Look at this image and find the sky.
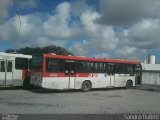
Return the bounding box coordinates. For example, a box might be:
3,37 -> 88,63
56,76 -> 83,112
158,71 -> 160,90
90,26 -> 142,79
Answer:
0,0 -> 160,62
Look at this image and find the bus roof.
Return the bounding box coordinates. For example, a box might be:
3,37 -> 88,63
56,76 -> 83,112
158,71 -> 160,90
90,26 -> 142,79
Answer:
43,54 -> 141,65
0,52 -> 32,58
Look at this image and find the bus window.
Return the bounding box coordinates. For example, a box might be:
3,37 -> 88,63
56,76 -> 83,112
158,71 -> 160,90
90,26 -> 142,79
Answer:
0,61 -> 5,72
7,61 -> 12,72
116,64 -> 122,74
94,62 -> 105,73
127,65 -> 134,74
15,58 -> 29,70
77,61 -> 94,73
46,59 -> 64,72
121,64 -> 127,74
107,63 -> 115,75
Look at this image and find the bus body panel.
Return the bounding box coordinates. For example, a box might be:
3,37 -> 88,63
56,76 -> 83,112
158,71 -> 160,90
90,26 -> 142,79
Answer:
0,56 -> 14,86
31,54 -> 142,90
36,73 -> 132,90
0,52 -> 32,87
114,74 -> 135,87
40,73 -> 112,89
32,72 -> 136,89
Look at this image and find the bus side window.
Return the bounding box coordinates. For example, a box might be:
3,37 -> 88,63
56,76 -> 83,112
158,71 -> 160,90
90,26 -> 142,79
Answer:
112,65 -> 116,75
104,63 -> 108,72
15,58 -> 28,70
0,61 -> 5,72
127,65 -> 134,74
77,61 -> 94,73
116,64 -> 121,74
107,64 -> 115,75
7,61 -> 12,72
76,62 -> 81,72
94,62 -> 105,73
46,59 -> 64,72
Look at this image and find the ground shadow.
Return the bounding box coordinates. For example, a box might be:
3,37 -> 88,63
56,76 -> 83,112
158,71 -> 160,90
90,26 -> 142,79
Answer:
0,85 -> 129,94
0,86 -> 22,91
25,86 -> 127,94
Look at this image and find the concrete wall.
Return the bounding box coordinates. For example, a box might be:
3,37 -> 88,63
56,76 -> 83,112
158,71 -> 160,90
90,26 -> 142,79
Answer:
141,63 -> 160,85
141,63 -> 160,71
142,71 -> 160,85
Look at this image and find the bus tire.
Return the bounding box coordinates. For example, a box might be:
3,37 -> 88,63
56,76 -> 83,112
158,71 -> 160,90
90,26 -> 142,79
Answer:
126,80 -> 133,89
81,81 -> 92,92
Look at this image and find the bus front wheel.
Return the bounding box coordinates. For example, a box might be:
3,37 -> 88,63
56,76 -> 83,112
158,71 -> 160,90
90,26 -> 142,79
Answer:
81,81 -> 92,92
126,80 -> 133,89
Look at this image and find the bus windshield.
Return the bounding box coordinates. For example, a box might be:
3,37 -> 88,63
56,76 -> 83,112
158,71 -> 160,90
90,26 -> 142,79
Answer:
31,54 -> 43,70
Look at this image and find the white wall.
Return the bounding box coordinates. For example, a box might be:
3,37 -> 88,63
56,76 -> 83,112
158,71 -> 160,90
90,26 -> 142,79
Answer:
141,63 -> 160,71
141,63 -> 160,85
142,72 -> 160,85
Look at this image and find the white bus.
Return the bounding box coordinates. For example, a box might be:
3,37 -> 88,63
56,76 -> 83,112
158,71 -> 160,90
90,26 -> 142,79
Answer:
0,52 -> 32,87
30,54 -> 142,91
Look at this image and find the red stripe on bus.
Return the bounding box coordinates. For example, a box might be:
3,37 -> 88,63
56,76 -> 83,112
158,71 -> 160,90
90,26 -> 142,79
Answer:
43,54 -> 141,64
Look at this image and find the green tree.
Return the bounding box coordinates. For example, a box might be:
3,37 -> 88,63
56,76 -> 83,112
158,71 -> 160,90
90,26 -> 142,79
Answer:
5,45 -> 73,56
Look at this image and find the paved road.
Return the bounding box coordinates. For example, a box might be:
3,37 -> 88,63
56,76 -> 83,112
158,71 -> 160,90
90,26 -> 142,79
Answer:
0,88 -> 160,114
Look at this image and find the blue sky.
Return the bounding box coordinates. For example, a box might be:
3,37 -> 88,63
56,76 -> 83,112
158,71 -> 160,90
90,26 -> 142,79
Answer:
1,0 -> 160,63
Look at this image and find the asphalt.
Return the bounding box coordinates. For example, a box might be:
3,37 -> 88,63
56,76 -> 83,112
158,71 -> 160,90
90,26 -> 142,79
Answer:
135,84 -> 160,92
0,84 -> 160,120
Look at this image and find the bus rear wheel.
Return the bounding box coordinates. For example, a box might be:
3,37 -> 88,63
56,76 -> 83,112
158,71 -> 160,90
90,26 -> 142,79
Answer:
82,81 -> 92,92
126,80 -> 133,89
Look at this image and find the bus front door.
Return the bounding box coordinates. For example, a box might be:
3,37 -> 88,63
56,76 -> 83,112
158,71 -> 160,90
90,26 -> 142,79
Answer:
0,60 -> 13,86
64,61 -> 76,89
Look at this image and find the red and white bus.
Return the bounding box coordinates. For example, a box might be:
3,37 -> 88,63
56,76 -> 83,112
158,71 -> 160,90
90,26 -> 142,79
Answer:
0,52 -> 32,87
30,53 -> 142,91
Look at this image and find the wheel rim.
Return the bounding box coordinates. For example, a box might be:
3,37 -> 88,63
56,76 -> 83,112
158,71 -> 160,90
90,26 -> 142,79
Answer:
84,84 -> 88,88
126,81 -> 132,88
82,81 -> 91,91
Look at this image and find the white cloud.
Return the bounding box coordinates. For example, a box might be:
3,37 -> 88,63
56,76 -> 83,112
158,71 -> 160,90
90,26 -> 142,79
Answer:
0,17 -> 18,41
71,0 -> 92,17
0,0 -> 13,24
68,41 -> 89,56
0,2 -> 72,48
1,0 -> 160,60
15,0 -> 39,8
43,2 -> 72,39
99,0 -> 160,26
9,2 -> 84,49
124,19 -> 160,49
70,10 -> 119,56
95,53 -> 109,58
115,46 -> 147,59
80,10 -> 118,51
0,1 -> 119,56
